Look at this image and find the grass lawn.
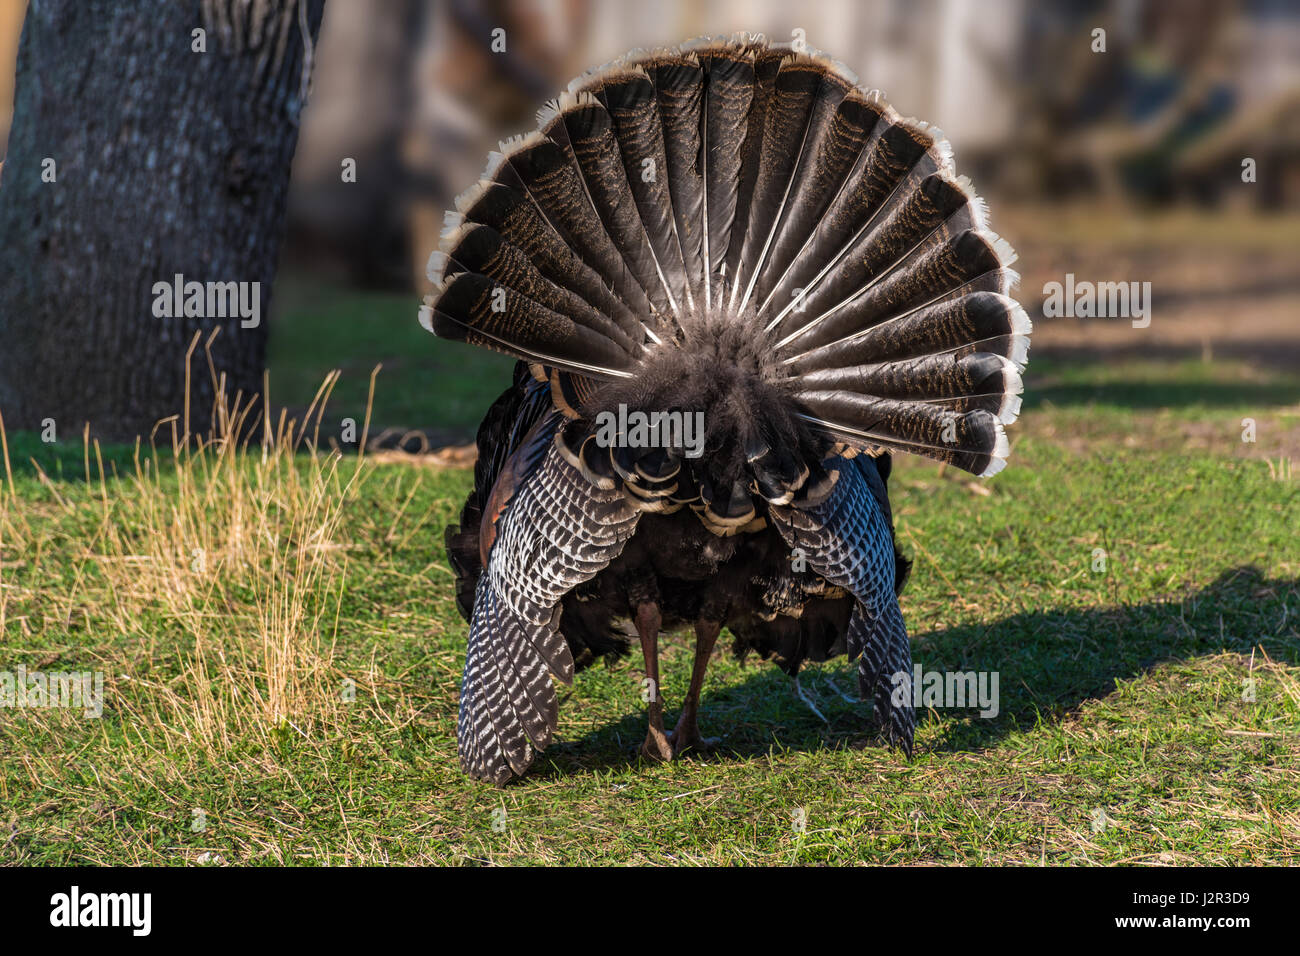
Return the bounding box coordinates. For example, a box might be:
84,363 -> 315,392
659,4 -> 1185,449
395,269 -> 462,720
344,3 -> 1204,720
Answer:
0,294 -> 1297,865
264,278 -> 514,444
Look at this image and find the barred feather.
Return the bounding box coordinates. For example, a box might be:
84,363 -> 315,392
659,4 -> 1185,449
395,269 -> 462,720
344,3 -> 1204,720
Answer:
769,457 -> 916,752
457,438 -> 639,783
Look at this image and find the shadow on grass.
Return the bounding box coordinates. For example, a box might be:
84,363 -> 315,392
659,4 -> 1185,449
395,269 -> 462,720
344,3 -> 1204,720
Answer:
533,566 -> 1298,779
1023,376 -> 1300,412
1022,350 -> 1300,410
1,431 -> 141,481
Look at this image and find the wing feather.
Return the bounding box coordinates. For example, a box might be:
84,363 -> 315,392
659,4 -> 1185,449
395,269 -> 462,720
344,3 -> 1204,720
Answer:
458,435 -> 640,784
768,456 -> 915,753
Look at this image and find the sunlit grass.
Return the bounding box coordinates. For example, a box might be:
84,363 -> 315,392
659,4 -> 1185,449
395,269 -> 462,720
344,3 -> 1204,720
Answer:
0,343 -> 1296,865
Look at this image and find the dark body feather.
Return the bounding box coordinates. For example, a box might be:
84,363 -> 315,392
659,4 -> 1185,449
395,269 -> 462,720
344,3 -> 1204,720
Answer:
427,35 -> 1027,784
449,364 -> 912,671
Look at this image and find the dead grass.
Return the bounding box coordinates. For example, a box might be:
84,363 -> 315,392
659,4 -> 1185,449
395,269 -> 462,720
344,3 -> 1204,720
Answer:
0,334 -> 399,766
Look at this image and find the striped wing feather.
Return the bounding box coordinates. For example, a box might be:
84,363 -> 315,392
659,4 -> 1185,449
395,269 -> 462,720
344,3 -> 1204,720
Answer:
458,437 -> 640,783
769,456 -> 916,753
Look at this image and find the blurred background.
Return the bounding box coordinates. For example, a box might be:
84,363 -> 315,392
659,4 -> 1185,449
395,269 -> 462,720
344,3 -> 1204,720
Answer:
2,0 -> 1297,451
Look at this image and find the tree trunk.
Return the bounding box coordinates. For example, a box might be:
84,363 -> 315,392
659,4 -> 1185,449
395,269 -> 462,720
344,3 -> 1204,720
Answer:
0,0 -> 326,442
286,0 -> 420,289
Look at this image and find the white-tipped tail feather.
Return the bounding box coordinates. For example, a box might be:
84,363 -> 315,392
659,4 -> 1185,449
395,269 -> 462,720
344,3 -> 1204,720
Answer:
421,34 -> 1030,478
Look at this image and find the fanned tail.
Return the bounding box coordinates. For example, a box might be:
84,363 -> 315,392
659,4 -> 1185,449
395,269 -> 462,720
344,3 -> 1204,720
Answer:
422,34 -> 1030,479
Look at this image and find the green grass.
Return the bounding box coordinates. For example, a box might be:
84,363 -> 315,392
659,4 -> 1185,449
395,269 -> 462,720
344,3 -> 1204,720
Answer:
0,324 -> 1297,865
1028,354 -> 1300,415
266,277 -> 514,441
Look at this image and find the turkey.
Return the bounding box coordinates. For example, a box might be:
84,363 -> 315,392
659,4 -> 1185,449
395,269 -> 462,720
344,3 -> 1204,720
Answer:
421,34 -> 1031,785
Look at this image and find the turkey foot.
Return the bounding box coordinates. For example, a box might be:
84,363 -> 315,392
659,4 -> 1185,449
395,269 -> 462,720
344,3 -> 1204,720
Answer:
668,619 -> 722,757
666,721 -> 721,755
635,602 -> 673,762
641,724 -> 675,761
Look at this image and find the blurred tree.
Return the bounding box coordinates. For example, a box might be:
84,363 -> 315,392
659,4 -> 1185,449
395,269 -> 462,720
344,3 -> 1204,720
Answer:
404,0 -> 592,288
286,0 -> 420,289
284,0 -> 593,290
0,0 -> 325,441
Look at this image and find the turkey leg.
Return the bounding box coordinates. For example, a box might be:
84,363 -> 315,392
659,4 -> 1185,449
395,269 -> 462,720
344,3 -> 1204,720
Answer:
669,619 -> 722,754
636,602 -> 674,761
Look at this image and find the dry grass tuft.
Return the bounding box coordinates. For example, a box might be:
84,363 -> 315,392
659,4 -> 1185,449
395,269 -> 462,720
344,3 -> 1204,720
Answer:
1,333 -> 386,764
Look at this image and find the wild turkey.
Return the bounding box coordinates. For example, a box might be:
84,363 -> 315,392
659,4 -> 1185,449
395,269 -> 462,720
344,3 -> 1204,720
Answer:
422,34 -> 1030,784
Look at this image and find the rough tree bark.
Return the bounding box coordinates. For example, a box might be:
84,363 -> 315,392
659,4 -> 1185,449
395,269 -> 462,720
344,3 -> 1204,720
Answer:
0,0 -> 326,441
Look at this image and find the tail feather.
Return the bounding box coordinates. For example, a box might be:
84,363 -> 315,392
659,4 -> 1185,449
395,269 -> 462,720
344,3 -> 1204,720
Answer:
784,292 -> 1032,374
642,53 -> 708,310
447,181 -> 644,339
591,65 -> 694,316
690,41 -> 756,302
795,351 -> 1023,424
433,222 -> 641,355
732,56 -> 851,313
495,132 -> 657,322
777,230 -> 1018,356
722,44 -> 785,307
794,395 -> 1009,477
759,114 -> 952,327
422,271 -> 635,379
753,89 -> 886,315
764,172 -> 981,334
423,35 -> 1029,475
540,93 -> 674,316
